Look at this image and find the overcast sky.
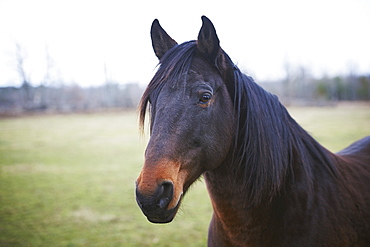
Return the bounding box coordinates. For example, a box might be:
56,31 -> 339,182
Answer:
0,0 -> 369,87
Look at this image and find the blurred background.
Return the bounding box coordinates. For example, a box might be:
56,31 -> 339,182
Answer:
0,0 -> 369,246
0,0 -> 370,114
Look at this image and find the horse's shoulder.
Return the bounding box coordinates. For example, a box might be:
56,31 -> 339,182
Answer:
337,136 -> 370,159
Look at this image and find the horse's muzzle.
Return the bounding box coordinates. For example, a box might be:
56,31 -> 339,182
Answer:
135,181 -> 180,223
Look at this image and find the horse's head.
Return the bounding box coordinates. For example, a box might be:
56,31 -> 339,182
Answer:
136,16 -> 235,223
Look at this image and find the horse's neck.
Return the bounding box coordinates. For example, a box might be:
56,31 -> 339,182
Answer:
202,125 -> 337,243
203,153 -> 326,246
204,162 -> 279,245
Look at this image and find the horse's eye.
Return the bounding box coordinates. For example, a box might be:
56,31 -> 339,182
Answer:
199,92 -> 212,104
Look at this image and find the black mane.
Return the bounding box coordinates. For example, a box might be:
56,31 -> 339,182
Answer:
139,40 -> 339,205
229,67 -> 339,204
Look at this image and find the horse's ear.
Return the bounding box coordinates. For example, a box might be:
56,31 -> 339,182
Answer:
197,16 -> 220,64
151,19 -> 178,59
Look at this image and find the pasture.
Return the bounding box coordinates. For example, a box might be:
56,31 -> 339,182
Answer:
0,104 -> 369,246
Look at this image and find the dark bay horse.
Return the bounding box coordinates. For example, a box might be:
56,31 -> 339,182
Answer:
135,16 -> 370,246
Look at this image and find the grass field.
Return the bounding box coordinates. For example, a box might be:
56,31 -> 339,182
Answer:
0,104 -> 369,246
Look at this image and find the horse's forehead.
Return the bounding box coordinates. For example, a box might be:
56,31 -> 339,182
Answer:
187,59 -> 222,83
187,69 -> 204,81
190,56 -> 218,72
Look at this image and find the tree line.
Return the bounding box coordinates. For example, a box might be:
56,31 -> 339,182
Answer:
0,82 -> 143,115
1,42 -> 369,115
1,71 -> 369,116
260,66 -> 370,106
1,42 -> 147,115
1,41 -> 370,115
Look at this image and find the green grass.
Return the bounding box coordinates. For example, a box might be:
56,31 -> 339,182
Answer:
288,104 -> 370,152
0,105 -> 369,246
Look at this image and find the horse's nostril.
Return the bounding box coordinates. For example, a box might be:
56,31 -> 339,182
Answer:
157,181 -> 174,209
159,197 -> 169,209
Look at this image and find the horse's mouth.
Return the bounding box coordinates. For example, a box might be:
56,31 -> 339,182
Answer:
137,195 -> 183,224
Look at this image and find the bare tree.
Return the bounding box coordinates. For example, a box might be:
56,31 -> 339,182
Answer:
15,42 -> 29,85
43,45 -> 54,86
14,42 -> 34,109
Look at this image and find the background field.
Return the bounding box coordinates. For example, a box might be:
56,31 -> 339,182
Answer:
0,104 -> 369,246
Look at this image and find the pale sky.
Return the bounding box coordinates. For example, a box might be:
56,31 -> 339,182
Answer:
0,0 -> 369,87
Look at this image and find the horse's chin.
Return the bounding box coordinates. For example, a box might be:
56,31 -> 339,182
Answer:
147,213 -> 175,224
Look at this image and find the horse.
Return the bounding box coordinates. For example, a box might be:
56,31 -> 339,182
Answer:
135,16 -> 370,246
